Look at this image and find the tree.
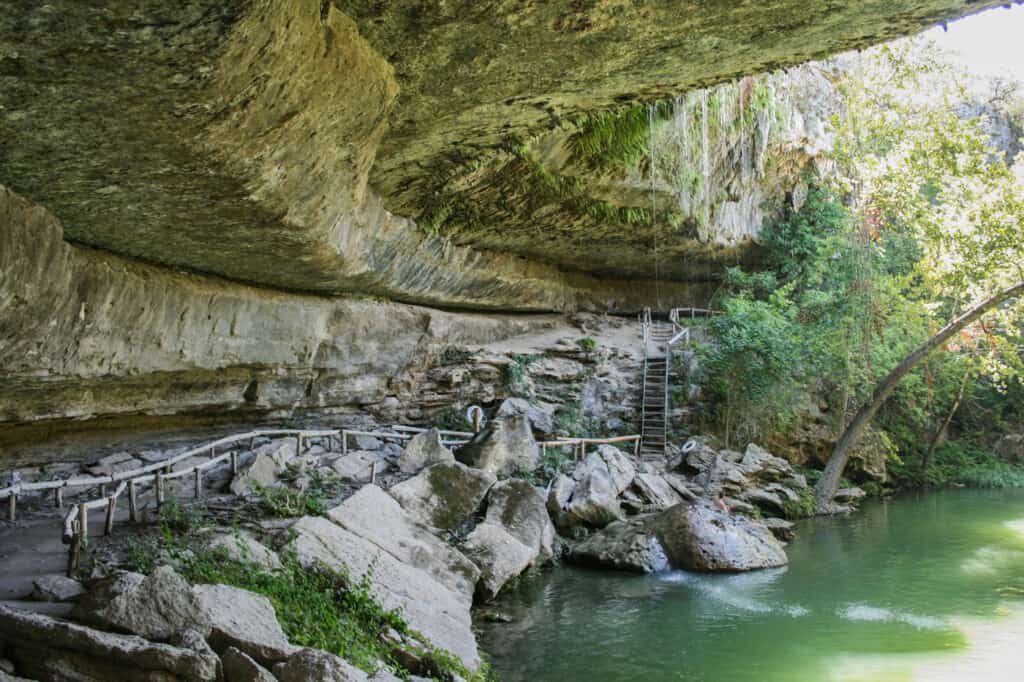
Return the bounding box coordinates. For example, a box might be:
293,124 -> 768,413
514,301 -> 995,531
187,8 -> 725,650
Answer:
811,39 -> 1024,507
815,280 -> 1024,507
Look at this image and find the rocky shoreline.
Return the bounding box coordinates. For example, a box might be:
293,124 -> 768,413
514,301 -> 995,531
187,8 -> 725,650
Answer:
0,411 -> 867,681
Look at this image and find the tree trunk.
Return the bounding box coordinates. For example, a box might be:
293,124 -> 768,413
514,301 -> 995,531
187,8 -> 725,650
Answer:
921,362 -> 971,473
814,281 -> 1024,509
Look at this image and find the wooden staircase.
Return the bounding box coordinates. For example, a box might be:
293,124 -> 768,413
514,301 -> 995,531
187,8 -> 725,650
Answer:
639,321 -> 675,459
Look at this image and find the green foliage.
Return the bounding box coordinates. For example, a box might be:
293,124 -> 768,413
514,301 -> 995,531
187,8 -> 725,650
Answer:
439,346 -> 473,365
156,499 -> 209,535
126,526 -> 491,680
569,103 -> 669,172
577,336 -> 598,353
891,443 -> 1024,489
700,295 -> 800,447
506,353 -> 539,388
781,488 -> 818,519
255,468 -> 340,518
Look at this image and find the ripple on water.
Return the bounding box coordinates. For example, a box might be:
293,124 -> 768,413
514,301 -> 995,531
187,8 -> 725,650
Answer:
838,604 -> 947,630
658,570 -> 810,618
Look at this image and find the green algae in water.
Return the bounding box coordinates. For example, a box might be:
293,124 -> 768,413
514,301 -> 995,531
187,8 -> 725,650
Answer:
478,488 -> 1024,681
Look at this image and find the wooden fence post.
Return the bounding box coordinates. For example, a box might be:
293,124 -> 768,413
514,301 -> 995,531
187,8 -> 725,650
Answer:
193,467 -> 202,498
155,471 -> 164,508
230,451 -> 239,475
78,503 -> 88,542
7,493 -> 15,522
128,480 -> 138,522
104,496 -> 116,535
370,461 -> 377,485
296,433 -> 303,455
341,431 -> 348,456
55,487 -> 64,510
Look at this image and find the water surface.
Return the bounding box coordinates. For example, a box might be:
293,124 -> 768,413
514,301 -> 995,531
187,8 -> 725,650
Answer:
478,489 -> 1024,681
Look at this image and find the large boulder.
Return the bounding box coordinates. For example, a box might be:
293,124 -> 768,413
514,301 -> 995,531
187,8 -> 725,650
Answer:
494,398 -> 555,438
461,479 -> 555,600
230,442 -> 297,495
654,504 -> 788,572
556,446 -> 636,529
396,429 -> 455,474
192,583 -> 296,665
455,415 -> 539,476
71,566 -> 209,640
388,461 -> 495,531
285,516 -> 479,671
327,485 -> 480,600
586,445 -> 636,494
0,604 -> 219,681
569,516 -> 669,574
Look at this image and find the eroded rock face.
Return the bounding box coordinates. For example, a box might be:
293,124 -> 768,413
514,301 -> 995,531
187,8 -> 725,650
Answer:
273,648 -> 369,682
0,0 -> 997,307
655,504 -> 788,572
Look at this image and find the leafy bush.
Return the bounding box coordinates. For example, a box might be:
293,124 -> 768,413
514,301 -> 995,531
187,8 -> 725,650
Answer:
577,336 -> 598,353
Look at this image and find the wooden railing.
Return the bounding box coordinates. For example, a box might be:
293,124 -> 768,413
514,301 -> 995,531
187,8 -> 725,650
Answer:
3,423 -> 637,576
539,434 -> 642,461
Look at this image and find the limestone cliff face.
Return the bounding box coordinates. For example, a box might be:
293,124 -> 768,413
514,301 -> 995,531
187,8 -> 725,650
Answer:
0,185 -> 560,463
0,0 -> 1004,311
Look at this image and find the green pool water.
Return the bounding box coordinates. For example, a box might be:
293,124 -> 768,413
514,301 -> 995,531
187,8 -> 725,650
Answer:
477,488 -> 1024,681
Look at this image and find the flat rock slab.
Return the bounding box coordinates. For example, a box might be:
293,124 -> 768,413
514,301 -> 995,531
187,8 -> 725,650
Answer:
327,485 -> 479,602
286,516 -> 479,670
222,646 -> 277,682
0,603 -> 219,681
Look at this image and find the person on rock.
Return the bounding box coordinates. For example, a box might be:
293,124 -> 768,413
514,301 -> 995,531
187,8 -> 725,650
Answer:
715,492 -> 731,514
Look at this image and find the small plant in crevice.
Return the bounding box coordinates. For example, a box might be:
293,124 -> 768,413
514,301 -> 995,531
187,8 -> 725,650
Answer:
577,336 -> 598,353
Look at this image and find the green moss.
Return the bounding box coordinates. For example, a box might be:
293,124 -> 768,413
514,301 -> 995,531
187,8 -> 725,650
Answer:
781,488 -> 817,519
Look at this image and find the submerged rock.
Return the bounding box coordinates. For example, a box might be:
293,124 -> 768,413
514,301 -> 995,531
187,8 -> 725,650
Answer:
396,428 -> 455,473
655,504 -> 788,572
388,461 -> 495,531
456,415 -> 539,476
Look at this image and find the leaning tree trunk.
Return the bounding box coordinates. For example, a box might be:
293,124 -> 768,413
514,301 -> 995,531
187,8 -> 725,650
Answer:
815,281 -> 1024,509
921,362 -> 971,473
